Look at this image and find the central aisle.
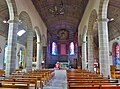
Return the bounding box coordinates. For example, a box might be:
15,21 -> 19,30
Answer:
43,70 -> 67,89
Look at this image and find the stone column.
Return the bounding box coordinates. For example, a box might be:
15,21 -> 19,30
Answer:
82,41 -> 87,70
15,45 -> 19,70
78,46 -> 82,69
43,46 -> 47,69
15,50 -> 19,69
36,42 -> 42,69
41,46 -> 43,64
26,31 -> 33,72
98,18 -> 110,77
5,19 -> 18,76
87,34 -> 94,71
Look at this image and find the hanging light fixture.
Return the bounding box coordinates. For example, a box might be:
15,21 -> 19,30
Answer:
49,0 -> 64,15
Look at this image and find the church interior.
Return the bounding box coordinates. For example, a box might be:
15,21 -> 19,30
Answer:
0,0 -> 120,89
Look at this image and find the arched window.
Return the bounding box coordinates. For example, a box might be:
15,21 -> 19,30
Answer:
18,47 -> 25,68
52,42 -> 57,55
19,48 -> 23,62
4,42 -> 8,67
4,42 -> 8,64
70,42 -> 74,55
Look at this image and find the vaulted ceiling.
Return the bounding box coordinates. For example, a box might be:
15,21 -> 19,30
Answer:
0,0 -> 119,45
32,0 -> 89,42
0,0 -> 9,37
108,0 -> 120,40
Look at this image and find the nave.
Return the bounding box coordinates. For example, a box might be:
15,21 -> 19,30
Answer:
0,0 -> 120,88
0,67 -> 120,89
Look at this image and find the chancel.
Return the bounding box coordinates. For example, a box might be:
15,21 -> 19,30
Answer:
0,0 -> 120,89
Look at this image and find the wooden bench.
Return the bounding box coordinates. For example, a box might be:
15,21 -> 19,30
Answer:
10,69 -> 55,89
0,81 -> 29,89
67,69 -> 120,89
69,83 -> 120,89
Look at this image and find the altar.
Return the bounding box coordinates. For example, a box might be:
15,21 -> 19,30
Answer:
59,62 -> 68,69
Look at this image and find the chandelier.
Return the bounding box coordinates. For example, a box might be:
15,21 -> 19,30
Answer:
49,0 -> 64,15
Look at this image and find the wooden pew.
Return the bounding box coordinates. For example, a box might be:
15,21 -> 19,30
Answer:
69,83 -> 120,89
67,69 -> 120,89
10,69 -> 55,89
0,81 -> 29,89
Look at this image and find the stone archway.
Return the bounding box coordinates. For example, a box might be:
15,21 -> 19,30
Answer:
98,0 -> 109,20
19,11 -> 32,31
6,0 -> 18,20
0,0 -> 9,70
5,0 -> 19,76
34,26 -> 42,69
19,11 -> 34,72
87,9 -> 97,71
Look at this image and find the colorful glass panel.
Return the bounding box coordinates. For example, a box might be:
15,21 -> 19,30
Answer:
70,42 -> 74,55
52,42 -> 57,55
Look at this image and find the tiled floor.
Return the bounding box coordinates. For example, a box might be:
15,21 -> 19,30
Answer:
43,70 -> 67,89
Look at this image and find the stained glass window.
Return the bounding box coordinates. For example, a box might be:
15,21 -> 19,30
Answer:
20,48 -> 23,62
52,42 -> 57,55
115,44 -> 120,65
4,42 -> 8,64
70,42 -> 74,55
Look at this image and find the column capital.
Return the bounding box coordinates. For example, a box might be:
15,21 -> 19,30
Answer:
7,16 -> 19,23
97,18 -> 109,22
37,42 -> 41,44
82,41 -> 87,43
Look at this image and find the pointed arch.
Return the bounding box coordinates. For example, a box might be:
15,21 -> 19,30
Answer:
87,9 -> 98,71
88,9 -> 97,35
34,26 -> 41,43
82,25 -> 87,42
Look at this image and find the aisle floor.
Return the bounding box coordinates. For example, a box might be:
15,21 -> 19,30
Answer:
43,70 -> 67,89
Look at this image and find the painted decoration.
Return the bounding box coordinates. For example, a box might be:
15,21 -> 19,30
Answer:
57,29 -> 69,40
61,44 -> 66,55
